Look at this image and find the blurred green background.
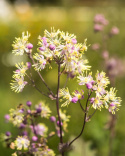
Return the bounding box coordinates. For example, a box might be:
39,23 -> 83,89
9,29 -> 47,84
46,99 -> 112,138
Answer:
0,0 -> 125,155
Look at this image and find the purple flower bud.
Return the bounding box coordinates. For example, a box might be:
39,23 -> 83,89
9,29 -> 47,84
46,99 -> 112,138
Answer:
72,38 -> 77,44
32,136 -> 38,142
22,131 -> 28,136
19,123 -> 25,129
19,109 -> 24,113
86,83 -> 93,89
42,37 -> 48,46
91,80 -> 95,85
31,143 -> 36,148
49,44 -> 55,51
23,119 -> 27,125
27,43 -> 33,49
27,109 -> 31,114
6,131 -> 11,136
50,116 -> 56,122
39,47 -> 45,51
36,107 -> 42,113
57,121 -> 63,126
26,101 -> 32,107
90,97 -> 95,104
26,62 -> 31,69
15,69 -> 20,73
110,103 -> 115,107
4,114 -> 10,121
71,97 -> 78,103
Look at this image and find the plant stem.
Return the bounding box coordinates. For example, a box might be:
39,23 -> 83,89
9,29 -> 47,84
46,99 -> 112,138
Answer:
28,53 -> 54,97
69,92 -> 91,147
26,74 -> 49,98
56,64 -> 64,156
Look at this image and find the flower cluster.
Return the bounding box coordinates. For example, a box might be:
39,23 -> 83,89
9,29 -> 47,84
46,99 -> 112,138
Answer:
12,32 -> 31,56
60,71 -> 121,114
1,101 -> 70,155
10,62 -> 29,93
36,28 -> 91,75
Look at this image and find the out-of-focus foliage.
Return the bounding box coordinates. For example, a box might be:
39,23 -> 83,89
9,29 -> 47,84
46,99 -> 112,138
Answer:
0,1 -> 125,156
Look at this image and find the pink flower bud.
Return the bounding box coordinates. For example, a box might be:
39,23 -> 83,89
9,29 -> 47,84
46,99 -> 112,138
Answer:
32,136 -> 38,142
86,83 -> 93,89
50,116 -> 56,122
49,44 -> 55,51
27,43 -> 33,49
71,97 -> 78,103
72,38 -> 77,44
39,47 -> 45,51
26,62 -> 31,69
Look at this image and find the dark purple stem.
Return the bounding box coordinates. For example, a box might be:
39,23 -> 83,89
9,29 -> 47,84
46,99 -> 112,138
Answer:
69,92 -> 92,146
56,64 -> 64,156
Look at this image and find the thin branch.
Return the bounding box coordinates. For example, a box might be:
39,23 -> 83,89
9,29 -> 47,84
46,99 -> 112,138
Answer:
69,92 -> 92,147
26,74 -> 49,98
78,100 -> 85,113
56,63 -> 64,156
28,53 -> 55,97
88,109 -> 97,120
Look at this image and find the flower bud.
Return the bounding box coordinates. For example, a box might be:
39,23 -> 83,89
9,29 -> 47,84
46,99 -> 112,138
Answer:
90,97 -> 95,104
86,83 -> 93,89
27,43 -> 33,49
71,97 -> 78,103
22,131 -> 28,136
26,62 -> 31,69
49,44 -> 55,51
4,114 -> 10,122
26,101 -> 32,107
19,123 -> 25,129
36,107 -> 42,113
39,47 -> 45,51
32,136 -> 38,142
50,116 -> 56,122
110,102 -> 115,107
57,121 -> 63,126
72,38 -> 77,44
6,131 -> 11,136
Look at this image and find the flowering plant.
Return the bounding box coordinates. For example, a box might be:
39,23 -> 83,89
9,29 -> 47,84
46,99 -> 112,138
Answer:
1,28 -> 121,156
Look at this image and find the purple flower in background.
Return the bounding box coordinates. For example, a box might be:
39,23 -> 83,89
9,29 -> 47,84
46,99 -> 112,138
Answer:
94,24 -> 104,32
94,14 -> 108,25
91,43 -> 100,51
110,26 -> 119,35
102,50 -> 109,59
